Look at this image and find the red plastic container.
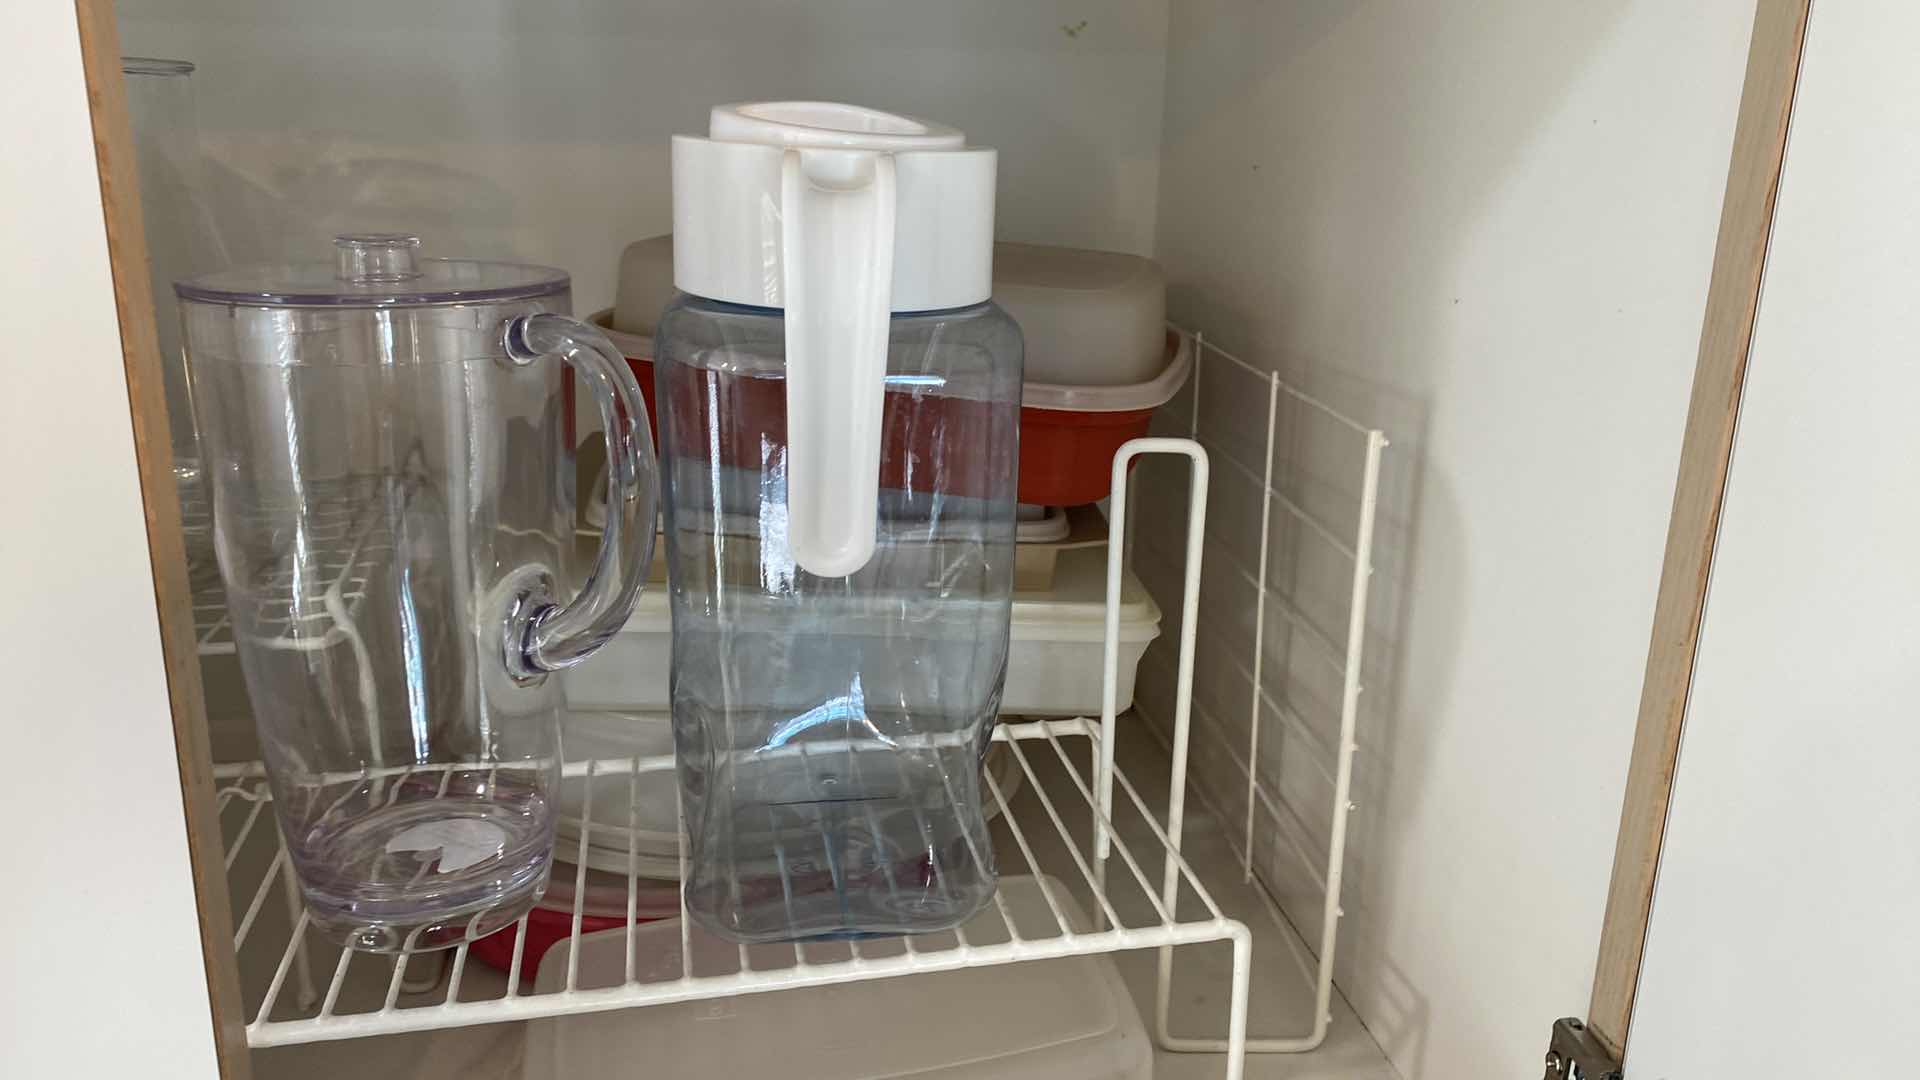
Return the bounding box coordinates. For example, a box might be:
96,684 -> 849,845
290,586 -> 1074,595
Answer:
580,313 -> 1190,507
470,864 -> 679,985
1016,405 -> 1160,506
469,906 -> 633,985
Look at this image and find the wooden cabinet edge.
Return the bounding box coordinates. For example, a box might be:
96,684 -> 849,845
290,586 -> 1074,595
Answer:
71,0 -> 254,1074
1585,0 -> 1811,1057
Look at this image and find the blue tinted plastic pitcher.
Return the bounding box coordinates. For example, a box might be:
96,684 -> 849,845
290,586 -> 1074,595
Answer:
657,103 -> 1022,941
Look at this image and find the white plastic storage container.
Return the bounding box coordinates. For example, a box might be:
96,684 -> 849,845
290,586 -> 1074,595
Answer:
615,236 -> 1169,388
600,234 -> 1186,507
563,545 -> 1159,717
523,876 -> 1150,1080
990,240 -> 1167,385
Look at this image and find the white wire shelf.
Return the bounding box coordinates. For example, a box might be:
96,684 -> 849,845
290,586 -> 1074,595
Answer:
208,442 -> 1268,1076
215,717 -> 1255,1061
203,401 -> 1387,1076
190,472 -> 410,656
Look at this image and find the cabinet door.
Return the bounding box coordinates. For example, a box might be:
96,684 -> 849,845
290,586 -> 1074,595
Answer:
0,1 -> 245,1074
1576,0 -> 1807,1062
1623,1 -> 1920,1074
1582,0 -> 1920,1072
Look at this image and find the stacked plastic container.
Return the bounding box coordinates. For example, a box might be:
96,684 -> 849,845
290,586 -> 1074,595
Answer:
599,236 -> 1190,509
570,234 -> 1185,720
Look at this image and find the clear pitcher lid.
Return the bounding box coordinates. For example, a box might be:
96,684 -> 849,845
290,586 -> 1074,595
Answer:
174,234 -> 569,308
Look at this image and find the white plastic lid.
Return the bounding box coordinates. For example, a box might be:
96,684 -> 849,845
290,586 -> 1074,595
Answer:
610,235 -> 675,336
1022,330 -> 1192,413
671,103 -> 995,312
992,242 -> 1167,386
671,103 -> 998,579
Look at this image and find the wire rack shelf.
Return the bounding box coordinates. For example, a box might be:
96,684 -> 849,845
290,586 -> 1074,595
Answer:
205,378 -> 1386,1076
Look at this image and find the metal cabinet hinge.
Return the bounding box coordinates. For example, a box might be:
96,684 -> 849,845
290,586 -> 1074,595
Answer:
1542,1017 -> 1623,1080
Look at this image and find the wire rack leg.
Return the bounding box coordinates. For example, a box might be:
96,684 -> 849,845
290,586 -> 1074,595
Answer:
274,813 -> 318,1009
1226,926 -> 1253,1080
1108,440 -> 1210,1042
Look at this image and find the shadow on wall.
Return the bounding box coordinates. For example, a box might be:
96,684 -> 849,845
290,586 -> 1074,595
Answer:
1137,1 -> 1641,1076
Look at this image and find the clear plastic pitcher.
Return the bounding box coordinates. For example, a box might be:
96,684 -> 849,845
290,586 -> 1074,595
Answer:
180,235 -> 657,952
660,104 -> 1021,941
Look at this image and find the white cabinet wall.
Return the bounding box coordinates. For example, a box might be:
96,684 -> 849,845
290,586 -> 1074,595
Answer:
0,7 -> 220,1075
1137,4 -> 1755,1077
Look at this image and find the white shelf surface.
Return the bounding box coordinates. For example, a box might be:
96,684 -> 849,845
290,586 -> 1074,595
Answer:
218,718 -> 1244,1043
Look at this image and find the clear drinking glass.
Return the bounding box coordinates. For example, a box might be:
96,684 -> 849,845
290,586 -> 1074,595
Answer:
654,295 -> 1022,941
180,235 -> 656,952
123,57 -> 225,557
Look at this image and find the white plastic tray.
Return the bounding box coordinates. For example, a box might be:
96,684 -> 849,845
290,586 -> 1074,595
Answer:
563,545 -> 1160,717
523,875 -> 1151,1080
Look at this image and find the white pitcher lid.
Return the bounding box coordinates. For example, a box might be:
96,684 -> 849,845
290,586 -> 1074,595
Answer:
668,103 -> 1000,579
670,102 -> 996,313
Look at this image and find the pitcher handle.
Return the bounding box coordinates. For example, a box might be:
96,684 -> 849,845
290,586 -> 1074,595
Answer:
779,146 -> 896,578
499,313 -> 657,680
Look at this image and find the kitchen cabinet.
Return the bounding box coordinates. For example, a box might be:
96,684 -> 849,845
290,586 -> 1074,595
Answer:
1621,2 -> 1920,1075
11,2 -> 1907,1078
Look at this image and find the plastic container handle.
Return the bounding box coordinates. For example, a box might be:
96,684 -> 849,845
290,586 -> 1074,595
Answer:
780,146 -> 896,578
500,313 -> 658,680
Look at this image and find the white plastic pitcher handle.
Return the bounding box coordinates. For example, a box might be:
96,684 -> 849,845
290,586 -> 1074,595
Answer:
780,147 -> 896,578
